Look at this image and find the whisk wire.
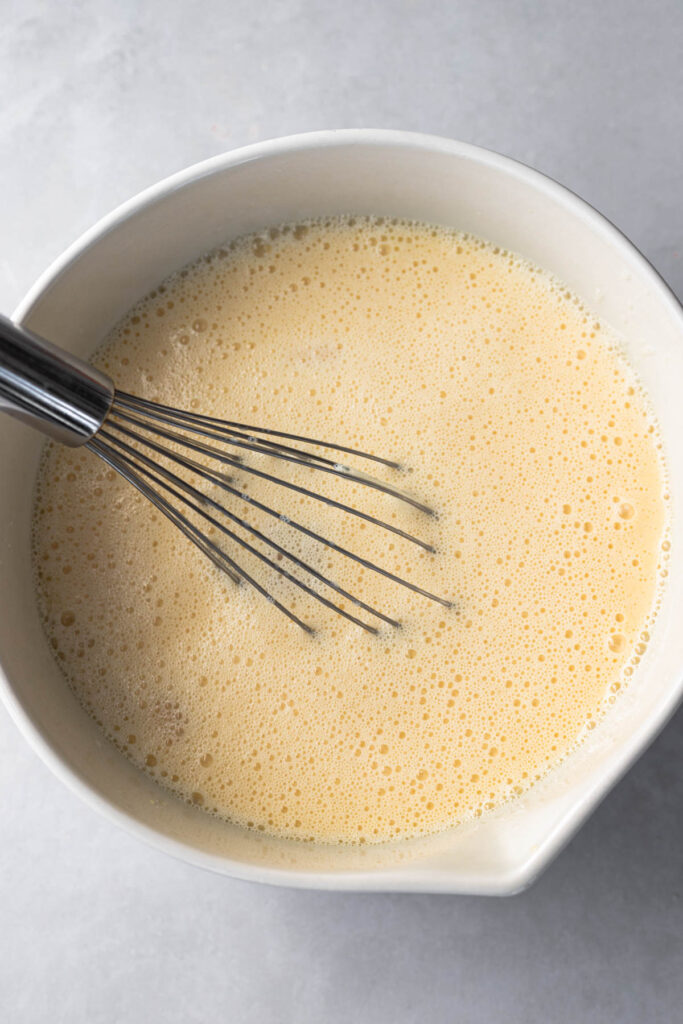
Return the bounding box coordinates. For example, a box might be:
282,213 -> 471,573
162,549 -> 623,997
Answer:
93,430 -> 399,633
114,391 -> 401,468
110,405 -> 435,516
93,394 -> 454,633
106,410 -> 437,552
100,419 -> 449,616
101,413 -> 450,606
91,436 -> 320,633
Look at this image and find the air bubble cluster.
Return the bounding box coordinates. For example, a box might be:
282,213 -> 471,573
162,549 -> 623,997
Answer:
32,216 -> 670,844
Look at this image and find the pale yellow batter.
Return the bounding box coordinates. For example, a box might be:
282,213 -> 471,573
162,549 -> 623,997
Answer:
32,217 -> 669,843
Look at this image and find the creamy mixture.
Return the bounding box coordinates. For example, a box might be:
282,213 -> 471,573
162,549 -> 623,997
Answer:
33,217 -> 669,843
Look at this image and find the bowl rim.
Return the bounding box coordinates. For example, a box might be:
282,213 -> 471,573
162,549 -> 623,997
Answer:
3,128 -> 682,894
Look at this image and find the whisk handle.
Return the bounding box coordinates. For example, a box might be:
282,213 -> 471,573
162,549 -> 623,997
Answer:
0,314 -> 114,446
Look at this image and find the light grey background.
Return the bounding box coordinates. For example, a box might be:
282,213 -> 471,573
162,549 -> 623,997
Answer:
1,1 -> 682,1021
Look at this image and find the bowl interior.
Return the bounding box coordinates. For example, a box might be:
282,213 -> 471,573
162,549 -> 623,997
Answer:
1,133 -> 682,892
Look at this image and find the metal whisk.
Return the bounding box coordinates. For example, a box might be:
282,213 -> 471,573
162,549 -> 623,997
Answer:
0,314 -> 449,633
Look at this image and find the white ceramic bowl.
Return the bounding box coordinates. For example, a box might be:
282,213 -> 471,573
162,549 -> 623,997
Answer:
1,130 -> 681,894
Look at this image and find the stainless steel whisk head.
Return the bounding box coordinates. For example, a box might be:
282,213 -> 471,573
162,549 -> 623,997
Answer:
0,315 -> 450,633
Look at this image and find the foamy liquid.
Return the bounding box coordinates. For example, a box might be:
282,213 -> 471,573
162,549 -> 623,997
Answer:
32,217 -> 670,844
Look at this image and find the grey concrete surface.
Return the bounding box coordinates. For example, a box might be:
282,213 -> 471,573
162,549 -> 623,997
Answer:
0,1 -> 681,1021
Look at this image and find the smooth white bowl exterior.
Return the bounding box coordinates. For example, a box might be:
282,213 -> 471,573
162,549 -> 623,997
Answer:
1,131 -> 681,894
